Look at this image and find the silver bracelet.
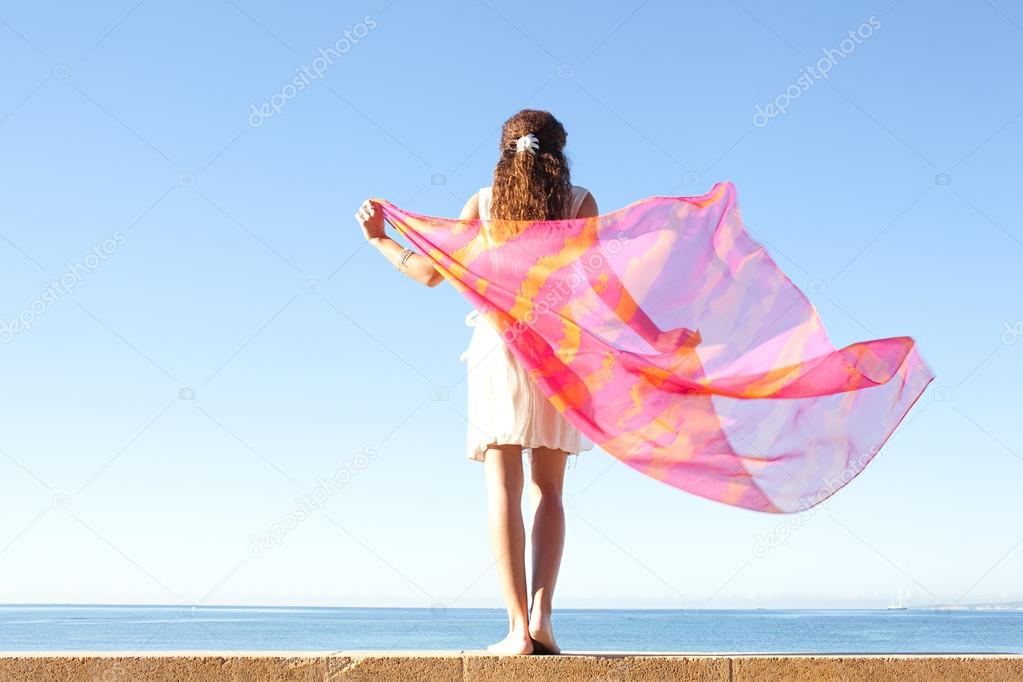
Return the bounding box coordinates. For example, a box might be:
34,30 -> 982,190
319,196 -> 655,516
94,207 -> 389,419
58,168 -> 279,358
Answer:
396,248 -> 415,273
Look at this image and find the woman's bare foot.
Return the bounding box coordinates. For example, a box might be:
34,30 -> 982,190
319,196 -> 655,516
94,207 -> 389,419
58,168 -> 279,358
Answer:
486,630 -> 534,655
528,615 -> 560,655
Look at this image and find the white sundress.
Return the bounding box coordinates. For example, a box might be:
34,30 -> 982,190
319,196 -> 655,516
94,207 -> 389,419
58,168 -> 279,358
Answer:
460,185 -> 595,462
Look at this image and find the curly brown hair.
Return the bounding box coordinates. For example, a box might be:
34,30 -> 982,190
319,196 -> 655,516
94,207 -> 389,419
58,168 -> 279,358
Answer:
489,110 -> 572,231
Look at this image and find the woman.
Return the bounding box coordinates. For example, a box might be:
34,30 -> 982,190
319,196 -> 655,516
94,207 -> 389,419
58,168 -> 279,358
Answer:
355,109 -> 597,655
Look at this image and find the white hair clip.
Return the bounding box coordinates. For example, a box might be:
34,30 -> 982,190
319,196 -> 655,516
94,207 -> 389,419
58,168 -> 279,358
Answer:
515,133 -> 540,155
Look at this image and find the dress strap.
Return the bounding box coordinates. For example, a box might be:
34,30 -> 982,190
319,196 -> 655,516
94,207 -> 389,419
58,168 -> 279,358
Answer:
477,187 -> 493,221
569,185 -> 590,218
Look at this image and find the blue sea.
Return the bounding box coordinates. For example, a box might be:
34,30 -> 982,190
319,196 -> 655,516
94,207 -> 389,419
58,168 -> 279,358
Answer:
1,606 -> 1022,653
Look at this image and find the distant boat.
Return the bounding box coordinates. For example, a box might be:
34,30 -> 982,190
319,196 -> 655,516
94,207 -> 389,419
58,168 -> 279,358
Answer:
888,587 -> 908,611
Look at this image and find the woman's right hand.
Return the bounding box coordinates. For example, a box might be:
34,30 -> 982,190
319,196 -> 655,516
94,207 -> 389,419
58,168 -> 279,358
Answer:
355,199 -> 386,241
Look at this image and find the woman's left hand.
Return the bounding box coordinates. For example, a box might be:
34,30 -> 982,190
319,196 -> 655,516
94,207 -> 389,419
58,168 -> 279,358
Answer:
355,199 -> 386,241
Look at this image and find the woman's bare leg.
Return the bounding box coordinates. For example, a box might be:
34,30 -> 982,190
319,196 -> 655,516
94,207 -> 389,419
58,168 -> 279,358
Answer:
483,444 -> 533,655
527,447 -> 569,654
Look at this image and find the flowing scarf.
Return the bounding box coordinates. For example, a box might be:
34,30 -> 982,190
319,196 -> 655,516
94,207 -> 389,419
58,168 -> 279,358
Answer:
376,182 -> 933,513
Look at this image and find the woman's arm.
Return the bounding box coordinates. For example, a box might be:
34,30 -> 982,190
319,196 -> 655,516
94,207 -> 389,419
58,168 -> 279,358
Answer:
356,193 -> 479,288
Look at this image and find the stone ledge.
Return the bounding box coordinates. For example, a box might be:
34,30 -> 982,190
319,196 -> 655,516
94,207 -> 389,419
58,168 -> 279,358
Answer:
1,652 -> 1021,681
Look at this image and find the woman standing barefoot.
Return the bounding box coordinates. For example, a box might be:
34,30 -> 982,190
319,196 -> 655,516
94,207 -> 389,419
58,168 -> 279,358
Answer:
356,109 -> 597,655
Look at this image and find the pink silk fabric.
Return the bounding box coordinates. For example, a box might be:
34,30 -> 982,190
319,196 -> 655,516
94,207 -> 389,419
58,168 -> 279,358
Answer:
376,182 -> 933,513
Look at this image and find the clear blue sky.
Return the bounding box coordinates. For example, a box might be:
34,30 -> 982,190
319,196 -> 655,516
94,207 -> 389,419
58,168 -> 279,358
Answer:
0,0 -> 1021,610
